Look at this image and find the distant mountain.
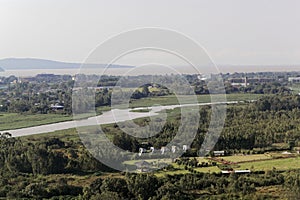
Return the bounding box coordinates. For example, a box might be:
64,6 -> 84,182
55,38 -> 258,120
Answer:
0,58 -> 134,70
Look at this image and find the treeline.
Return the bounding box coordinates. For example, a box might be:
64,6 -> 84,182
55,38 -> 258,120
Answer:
108,95 -> 300,154
254,95 -> 300,111
2,167 -> 299,199
0,73 -> 292,115
225,82 -> 290,94
0,80 -> 170,115
0,134 -> 113,176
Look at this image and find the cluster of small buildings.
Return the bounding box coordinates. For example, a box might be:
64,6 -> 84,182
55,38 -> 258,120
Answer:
288,77 -> 300,83
228,77 -> 276,87
138,145 -> 189,156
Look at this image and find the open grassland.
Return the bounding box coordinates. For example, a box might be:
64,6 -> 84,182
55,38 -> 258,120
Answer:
234,157 -> 300,171
194,166 -> 221,173
21,128 -> 79,143
0,113 -> 73,131
196,157 -> 210,163
123,158 -> 173,165
219,154 -> 272,163
21,125 -> 117,144
154,169 -> 191,177
155,164 -> 221,177
129,93 -> 264,108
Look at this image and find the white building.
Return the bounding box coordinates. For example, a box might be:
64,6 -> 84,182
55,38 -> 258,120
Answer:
288,77 -> 300,83
213,151 -> 225,156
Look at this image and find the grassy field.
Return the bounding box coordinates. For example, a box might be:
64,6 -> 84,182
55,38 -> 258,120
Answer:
234,157 -> 300,171
20,124 -> 120,144
219,154 -> 272,163
155,169 -> 191,177
194,166 -> 221,173
21,128 -> 79,143
0,113 -> 73,131
123,158 -> 173,166
129,93 -> 264,108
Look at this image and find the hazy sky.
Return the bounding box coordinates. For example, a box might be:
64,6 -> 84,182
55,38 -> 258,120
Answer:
0,0 -> 300,65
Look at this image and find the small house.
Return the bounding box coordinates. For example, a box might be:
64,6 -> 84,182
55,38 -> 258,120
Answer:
213,150 -> 225,156
138,148 -> 147,156
161,147 -> 170,154
183,145 -> 189,152
222,169 -> 251,174
50,103 -> 64,110
135,161 -> 151,172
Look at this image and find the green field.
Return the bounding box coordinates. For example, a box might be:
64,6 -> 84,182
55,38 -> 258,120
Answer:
21,128 -> 79,143
123,158 -> 173,166
155,169 -> 191,177
194,166 -> 221,173
234,157 -> 300,171
0,113 -> 73,131
219,154 -> 300,171
219,154 -> 272,163
129,93 -> 264,108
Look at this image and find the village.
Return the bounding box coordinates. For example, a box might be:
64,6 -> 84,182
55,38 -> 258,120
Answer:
131,143 -> 300,174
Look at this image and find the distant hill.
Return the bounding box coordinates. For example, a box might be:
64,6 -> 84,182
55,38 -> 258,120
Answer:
0,58 -> 133,70
1,58 -> 298,73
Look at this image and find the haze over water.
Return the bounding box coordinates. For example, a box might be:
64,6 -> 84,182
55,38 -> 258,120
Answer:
1,65 -> 300,77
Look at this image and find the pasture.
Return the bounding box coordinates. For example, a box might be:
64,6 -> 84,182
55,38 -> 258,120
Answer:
234,157 -> 300,171
219,154 -> 272,163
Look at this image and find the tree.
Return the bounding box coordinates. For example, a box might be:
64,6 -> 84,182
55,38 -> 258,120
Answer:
126,174 -> 160,200
100,178 -> 129,199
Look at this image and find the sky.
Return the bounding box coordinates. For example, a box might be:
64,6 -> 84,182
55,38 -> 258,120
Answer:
0,0 -> 300,66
